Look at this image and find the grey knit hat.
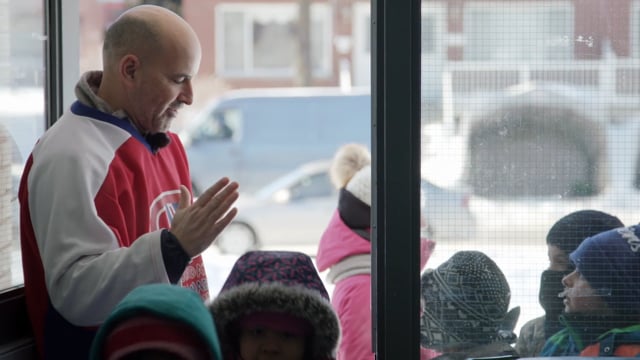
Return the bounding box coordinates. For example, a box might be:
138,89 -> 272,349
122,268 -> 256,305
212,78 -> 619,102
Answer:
420,251 -> 519,351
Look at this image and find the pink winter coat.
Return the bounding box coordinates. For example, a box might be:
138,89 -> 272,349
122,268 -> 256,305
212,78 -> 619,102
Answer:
317,210 -> 437,360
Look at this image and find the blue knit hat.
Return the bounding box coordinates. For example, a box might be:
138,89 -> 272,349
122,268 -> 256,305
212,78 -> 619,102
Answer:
569,225 -> 640,316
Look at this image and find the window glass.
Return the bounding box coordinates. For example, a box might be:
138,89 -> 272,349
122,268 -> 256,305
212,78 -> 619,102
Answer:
0,0 -> 45,291
217,4 -> 332,77
422,0 -> 640,357
78,0 -> 369,297
222,11 -> 245,71
464,2 -> 573,61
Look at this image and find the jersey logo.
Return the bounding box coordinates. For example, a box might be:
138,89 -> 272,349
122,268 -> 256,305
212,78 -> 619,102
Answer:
149,190 -> 182,230
148,189 -> 210,301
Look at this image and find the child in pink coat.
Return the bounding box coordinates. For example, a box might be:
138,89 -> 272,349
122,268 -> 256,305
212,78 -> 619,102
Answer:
316,143 -> 437,360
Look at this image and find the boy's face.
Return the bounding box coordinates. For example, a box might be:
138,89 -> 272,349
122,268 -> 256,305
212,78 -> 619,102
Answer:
239,326 -> 306,360
561,270 -> 609,314
547,244 -> 571,271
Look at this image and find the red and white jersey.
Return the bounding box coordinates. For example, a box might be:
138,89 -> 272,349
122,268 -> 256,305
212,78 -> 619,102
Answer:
19,101 -> 209,356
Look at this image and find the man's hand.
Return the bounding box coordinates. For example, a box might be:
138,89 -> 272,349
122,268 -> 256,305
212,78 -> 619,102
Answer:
170,178 -> 239,257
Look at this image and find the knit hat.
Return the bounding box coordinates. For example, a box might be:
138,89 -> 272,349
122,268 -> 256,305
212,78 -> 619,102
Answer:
89,284 -> 222,360
330,143 -> 371,238
546,210 -> 624,255
420,251 -> 519,351
569,225 -> 640,316
209,251 -> 340,360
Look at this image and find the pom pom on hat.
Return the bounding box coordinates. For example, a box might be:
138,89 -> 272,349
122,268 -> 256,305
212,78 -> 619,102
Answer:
546,209 -> 624,255
569,225 -> 640,316
330,143 -> 371,190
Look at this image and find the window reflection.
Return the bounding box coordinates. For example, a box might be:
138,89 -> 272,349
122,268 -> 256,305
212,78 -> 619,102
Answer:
0,0 -> 45,290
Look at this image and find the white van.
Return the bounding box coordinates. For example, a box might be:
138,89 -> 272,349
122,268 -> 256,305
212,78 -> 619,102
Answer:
180,87 -> 371,194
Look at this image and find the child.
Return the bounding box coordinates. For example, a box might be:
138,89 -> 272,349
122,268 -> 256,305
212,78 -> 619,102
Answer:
540,225 -> 640,357
516,209 -> 623,356
420,251 -> 520,360
316,143 -> 436,360
208,250 -> 340,360
90,283 -> 222,360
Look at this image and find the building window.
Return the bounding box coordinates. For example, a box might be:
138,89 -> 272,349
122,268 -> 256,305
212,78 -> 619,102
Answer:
464,1 -> 574,61
216,3 -> 332,78
633,0 -> 640,58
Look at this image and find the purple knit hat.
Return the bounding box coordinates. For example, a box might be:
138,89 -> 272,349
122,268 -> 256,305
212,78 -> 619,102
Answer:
570,225 -> 640,315
209,251 -> 340,360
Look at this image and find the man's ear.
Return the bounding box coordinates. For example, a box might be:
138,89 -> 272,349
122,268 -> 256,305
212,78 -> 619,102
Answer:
120,54 -> 139,83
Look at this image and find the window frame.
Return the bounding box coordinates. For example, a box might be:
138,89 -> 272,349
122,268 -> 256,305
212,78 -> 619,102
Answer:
1,0 -> 424,358
372,0 -> 422,357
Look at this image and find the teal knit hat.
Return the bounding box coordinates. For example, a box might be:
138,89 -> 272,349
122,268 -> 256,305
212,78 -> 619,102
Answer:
90,284 -> 222,359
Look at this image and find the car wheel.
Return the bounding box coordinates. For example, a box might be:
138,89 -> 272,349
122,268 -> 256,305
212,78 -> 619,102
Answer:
216,222 -> 258,255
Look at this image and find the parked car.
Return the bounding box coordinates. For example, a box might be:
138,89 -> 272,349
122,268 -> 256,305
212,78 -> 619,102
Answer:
179,87 -> 371,195
215,159 -> 477,254
425,81 -> 640,243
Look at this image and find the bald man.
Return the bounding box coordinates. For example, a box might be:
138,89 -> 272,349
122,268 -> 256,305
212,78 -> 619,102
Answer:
19,5 -> 238,358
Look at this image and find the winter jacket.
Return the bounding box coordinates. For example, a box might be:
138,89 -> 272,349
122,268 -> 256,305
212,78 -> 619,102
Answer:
579,324 -> 640,357
317,210 -> 435,360
515,315 -> 545,357
209,250 -> 340,360
540,314 -> 640,357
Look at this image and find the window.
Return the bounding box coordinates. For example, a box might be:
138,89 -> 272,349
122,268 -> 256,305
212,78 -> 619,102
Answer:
216,3 -> 332,77
633,0 -> 640,58
0,0 -> 45,291
423,0 -> 640,357
464,1 -> 574,61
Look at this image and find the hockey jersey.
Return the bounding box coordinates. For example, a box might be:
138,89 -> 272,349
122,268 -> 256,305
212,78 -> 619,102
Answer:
19,101 -> 209,358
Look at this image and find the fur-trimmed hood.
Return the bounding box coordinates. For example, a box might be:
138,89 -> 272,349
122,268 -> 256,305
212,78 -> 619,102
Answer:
209,251 -> 340,359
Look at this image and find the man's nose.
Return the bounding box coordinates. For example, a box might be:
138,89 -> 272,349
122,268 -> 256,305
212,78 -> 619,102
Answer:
179,80 -> 193,105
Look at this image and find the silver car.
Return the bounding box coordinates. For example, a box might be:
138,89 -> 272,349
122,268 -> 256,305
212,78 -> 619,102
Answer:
215,160 -> 477,254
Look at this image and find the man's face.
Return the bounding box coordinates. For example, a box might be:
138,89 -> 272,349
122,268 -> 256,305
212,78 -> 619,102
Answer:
561,270 -> 609,314
127,36 -> 201,134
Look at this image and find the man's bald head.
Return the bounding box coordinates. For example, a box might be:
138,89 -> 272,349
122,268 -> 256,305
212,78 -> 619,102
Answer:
102,5 -> 199,71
